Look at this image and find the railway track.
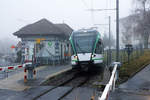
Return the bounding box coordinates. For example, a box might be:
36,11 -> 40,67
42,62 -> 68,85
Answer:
32,70 -> 96,100
32,70 -> 89,100
32,67 -> 108,100
58,76 -> 90,100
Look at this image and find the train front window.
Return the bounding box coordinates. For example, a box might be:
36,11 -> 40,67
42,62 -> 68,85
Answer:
73,32 -> 97,53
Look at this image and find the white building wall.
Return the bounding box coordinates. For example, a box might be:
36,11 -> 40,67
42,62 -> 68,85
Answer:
21,36 -> 71,63
45,41 -> 55,56
24,41 -> 35,61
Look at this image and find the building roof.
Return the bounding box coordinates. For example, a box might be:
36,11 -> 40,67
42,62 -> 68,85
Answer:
16,41 -> 22,48
55,24 -> 73,36
13,18 -> 73,37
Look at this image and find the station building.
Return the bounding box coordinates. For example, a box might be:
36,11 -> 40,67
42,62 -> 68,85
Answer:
13,18 -> 73,65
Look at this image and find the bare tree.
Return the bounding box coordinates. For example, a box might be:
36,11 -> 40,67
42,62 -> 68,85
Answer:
120,13 -> 141,45
121,18 -> 133,44
133,0 -> 150,48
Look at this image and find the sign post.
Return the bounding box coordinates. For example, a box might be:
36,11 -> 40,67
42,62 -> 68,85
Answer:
125,44 -> 133,64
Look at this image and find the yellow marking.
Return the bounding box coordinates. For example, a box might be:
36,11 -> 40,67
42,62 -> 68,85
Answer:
36,39 -> 41,44
36,38 -> 46,44
41,38 -> 46,41
91,96 -> 95,100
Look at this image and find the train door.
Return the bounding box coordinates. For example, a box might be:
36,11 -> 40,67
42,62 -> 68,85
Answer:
94,41 -> 103,63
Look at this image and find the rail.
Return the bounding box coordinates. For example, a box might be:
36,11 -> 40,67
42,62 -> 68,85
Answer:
99,62 -> 120,100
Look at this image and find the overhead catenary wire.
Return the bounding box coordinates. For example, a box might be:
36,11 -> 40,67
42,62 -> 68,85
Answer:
90,0 -> 95,26
81,0 -> 114,29
105,0 -> 109,18
80,0 -> 95,26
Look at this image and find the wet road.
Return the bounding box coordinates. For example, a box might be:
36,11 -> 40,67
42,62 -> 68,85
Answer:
0,64 -> 71,91
0,86 -> 54,100
0,68 -> 23,80
110,64 -> 150,100
0,65 -> 102,100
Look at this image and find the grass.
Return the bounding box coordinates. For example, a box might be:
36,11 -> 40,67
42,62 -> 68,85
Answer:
119,50 -> 150,83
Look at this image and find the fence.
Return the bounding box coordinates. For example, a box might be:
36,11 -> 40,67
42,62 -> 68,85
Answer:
99,62 -> 119,100
104,47 -> 144,66
101,46 -> 145,100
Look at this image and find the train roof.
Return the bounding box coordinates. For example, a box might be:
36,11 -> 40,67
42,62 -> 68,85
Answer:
69,28 -> 101,40
71,28 -> 101,37
73,28 -> 98,33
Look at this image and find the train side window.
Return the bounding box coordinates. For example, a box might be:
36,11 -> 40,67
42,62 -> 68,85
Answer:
95,43 -> 102,54
100,45 -> 103,53
71,46 -> 74,55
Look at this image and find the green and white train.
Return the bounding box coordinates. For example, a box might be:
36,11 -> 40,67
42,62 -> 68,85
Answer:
69,29 -> 104,70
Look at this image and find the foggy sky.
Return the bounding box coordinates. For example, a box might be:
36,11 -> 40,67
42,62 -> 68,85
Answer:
0,0 -> 133,42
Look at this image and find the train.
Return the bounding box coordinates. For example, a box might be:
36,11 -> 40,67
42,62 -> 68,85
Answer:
69,28 -> 104,71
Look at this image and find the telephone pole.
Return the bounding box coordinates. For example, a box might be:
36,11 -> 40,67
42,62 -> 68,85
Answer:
109,16 -> 111,52
116,0 -> 119,62
109,16 -> 111,64
87,0 -> 120,62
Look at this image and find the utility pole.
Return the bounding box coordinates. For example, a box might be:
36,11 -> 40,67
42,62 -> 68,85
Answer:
109,16 -> 111,52
109,16 -> 111,64
87,0 -> 119,62
116,0 -> 120,62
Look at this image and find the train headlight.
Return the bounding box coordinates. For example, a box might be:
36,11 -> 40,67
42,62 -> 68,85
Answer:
92,54 -> 96,58
74,55 -> 77,59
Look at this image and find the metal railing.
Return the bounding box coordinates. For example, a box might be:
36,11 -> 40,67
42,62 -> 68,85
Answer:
99,62 -> 119,100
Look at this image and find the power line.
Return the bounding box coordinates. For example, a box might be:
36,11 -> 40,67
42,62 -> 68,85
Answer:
105,0 -> 109,17
87,9 -> 116,11
90,0 -> 95,25
80,0 -> 95,26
